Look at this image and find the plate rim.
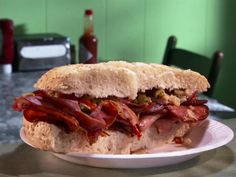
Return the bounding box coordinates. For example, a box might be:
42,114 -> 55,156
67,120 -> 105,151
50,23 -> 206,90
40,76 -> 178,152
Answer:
20,119 -> 234,159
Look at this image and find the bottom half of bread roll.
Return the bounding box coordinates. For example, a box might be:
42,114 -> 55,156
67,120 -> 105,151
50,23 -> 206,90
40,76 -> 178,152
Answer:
23,117 -> 195,154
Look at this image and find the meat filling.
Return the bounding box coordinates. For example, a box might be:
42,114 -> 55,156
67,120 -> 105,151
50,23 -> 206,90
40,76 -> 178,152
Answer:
13,88 -> 209,144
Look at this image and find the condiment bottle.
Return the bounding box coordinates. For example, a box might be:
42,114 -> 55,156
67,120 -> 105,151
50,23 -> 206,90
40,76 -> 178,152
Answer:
79,9 -> 97,64
0,19 -> 14,74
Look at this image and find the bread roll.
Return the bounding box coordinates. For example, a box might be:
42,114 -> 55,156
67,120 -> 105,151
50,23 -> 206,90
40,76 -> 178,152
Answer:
23,118 -> 192,154
17,61 -> 209,154
35,61 -> 209,99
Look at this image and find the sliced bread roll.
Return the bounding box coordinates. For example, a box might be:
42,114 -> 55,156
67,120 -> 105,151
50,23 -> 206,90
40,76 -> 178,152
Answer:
23,118 -> 192,154
34,61 -> 209,99
18,61 -> 209,154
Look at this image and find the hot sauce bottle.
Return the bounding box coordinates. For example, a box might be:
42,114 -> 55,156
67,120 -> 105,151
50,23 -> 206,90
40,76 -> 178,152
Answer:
0,19 -> 14,74
79,9 -> 97,64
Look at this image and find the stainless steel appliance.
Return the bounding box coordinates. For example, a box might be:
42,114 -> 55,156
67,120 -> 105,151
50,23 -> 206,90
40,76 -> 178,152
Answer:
14,33 -> 71,71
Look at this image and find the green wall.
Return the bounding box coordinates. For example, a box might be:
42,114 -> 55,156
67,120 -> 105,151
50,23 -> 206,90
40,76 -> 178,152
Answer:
1,0 -> 236,109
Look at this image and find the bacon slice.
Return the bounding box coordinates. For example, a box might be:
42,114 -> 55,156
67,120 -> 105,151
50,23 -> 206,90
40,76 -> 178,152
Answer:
112,98 -> 150,114
14,95 -> 105,132
98,100 -> 118,126
166,105 -> 209,122
35,95 -> 106,131
42,96 -> 82,113
139,114 -> 162,131
155,118 -> 175,134
182,99 -> 208,106
182,92 -> 207,106
109,100 -> 141,138
23,108 -> 79,132
141,103 -> 165,115
14,96 -> 80,131
56,92 -> 98,110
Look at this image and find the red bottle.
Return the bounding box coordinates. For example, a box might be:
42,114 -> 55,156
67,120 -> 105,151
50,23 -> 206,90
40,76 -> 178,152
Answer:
79,9 -> 97,64
0,19 -> 14,74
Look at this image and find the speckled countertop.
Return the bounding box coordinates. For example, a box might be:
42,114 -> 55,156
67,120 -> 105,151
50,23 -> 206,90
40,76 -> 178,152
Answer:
0,71 -> 45,143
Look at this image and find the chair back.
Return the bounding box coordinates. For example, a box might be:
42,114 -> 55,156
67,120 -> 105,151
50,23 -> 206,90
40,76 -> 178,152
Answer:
163,36 -> 224,97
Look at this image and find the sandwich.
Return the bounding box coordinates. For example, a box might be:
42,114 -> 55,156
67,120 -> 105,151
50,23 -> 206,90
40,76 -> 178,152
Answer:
13,61 -> 209,154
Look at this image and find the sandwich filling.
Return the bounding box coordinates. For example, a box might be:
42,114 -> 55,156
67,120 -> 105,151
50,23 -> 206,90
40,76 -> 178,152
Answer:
13,89 -> 209,144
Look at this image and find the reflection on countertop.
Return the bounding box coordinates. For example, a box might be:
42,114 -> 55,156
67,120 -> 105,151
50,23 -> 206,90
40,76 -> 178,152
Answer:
0,71 -> 45,144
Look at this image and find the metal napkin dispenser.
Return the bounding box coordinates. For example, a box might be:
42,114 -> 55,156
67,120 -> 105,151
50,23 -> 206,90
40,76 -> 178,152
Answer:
14,33 -> 71,71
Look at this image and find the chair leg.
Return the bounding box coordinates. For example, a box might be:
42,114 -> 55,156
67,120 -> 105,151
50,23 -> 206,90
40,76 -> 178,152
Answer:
163,35 -> 177,65
206,51 -> 224,97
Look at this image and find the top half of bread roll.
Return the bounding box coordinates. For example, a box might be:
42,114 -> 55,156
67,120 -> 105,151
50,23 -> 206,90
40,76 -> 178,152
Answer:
34,61 -> 210,100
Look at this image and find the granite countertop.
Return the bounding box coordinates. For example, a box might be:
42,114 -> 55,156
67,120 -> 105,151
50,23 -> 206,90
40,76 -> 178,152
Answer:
0,71 -> 45,144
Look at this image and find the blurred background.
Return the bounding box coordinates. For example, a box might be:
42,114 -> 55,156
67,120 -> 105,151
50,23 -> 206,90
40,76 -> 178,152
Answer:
0,0 -> 236,109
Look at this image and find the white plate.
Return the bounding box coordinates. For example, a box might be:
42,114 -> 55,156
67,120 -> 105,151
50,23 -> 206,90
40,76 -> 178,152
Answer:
20,119 -> 234,168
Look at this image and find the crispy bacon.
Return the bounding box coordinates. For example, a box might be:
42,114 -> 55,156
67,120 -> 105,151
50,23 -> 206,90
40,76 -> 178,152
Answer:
114,98 -> 165,115
14,96 -> 80,132
110,101 -> 138,125
23,108 -> 79,132
48,91 -> 98,110
166,105 -> 209,122
182,99 -> 208,106
13,91 -> 142,141
79,98 -> 97,110
112,97 -> 150,114
13,90 -> 209,144
99,100 -> 118,126
141,103 -> 165,115
43,96 -> 82,113
74,111 -> 106,131
139,114 -> 161,131
166,92 -> 209,122
36,95 -> 106,131
109,100 -> 141,138
182,92 -> 207,106
155,118 -> 175,134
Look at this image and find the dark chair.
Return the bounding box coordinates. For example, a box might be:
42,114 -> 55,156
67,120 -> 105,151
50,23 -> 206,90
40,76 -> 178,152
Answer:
163,35 -> 224,97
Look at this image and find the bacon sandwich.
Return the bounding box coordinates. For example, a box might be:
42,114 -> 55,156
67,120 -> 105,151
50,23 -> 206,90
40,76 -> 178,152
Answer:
13,61 -> 209,154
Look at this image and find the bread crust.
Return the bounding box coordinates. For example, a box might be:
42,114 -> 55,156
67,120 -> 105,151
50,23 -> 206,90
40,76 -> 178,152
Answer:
34,61 -> 209,99
23,118 -> 192,154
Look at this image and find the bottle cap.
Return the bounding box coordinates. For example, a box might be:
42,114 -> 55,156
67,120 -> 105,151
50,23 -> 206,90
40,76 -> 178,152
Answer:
0,64 -> 12,74
85,9 -> 93,16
